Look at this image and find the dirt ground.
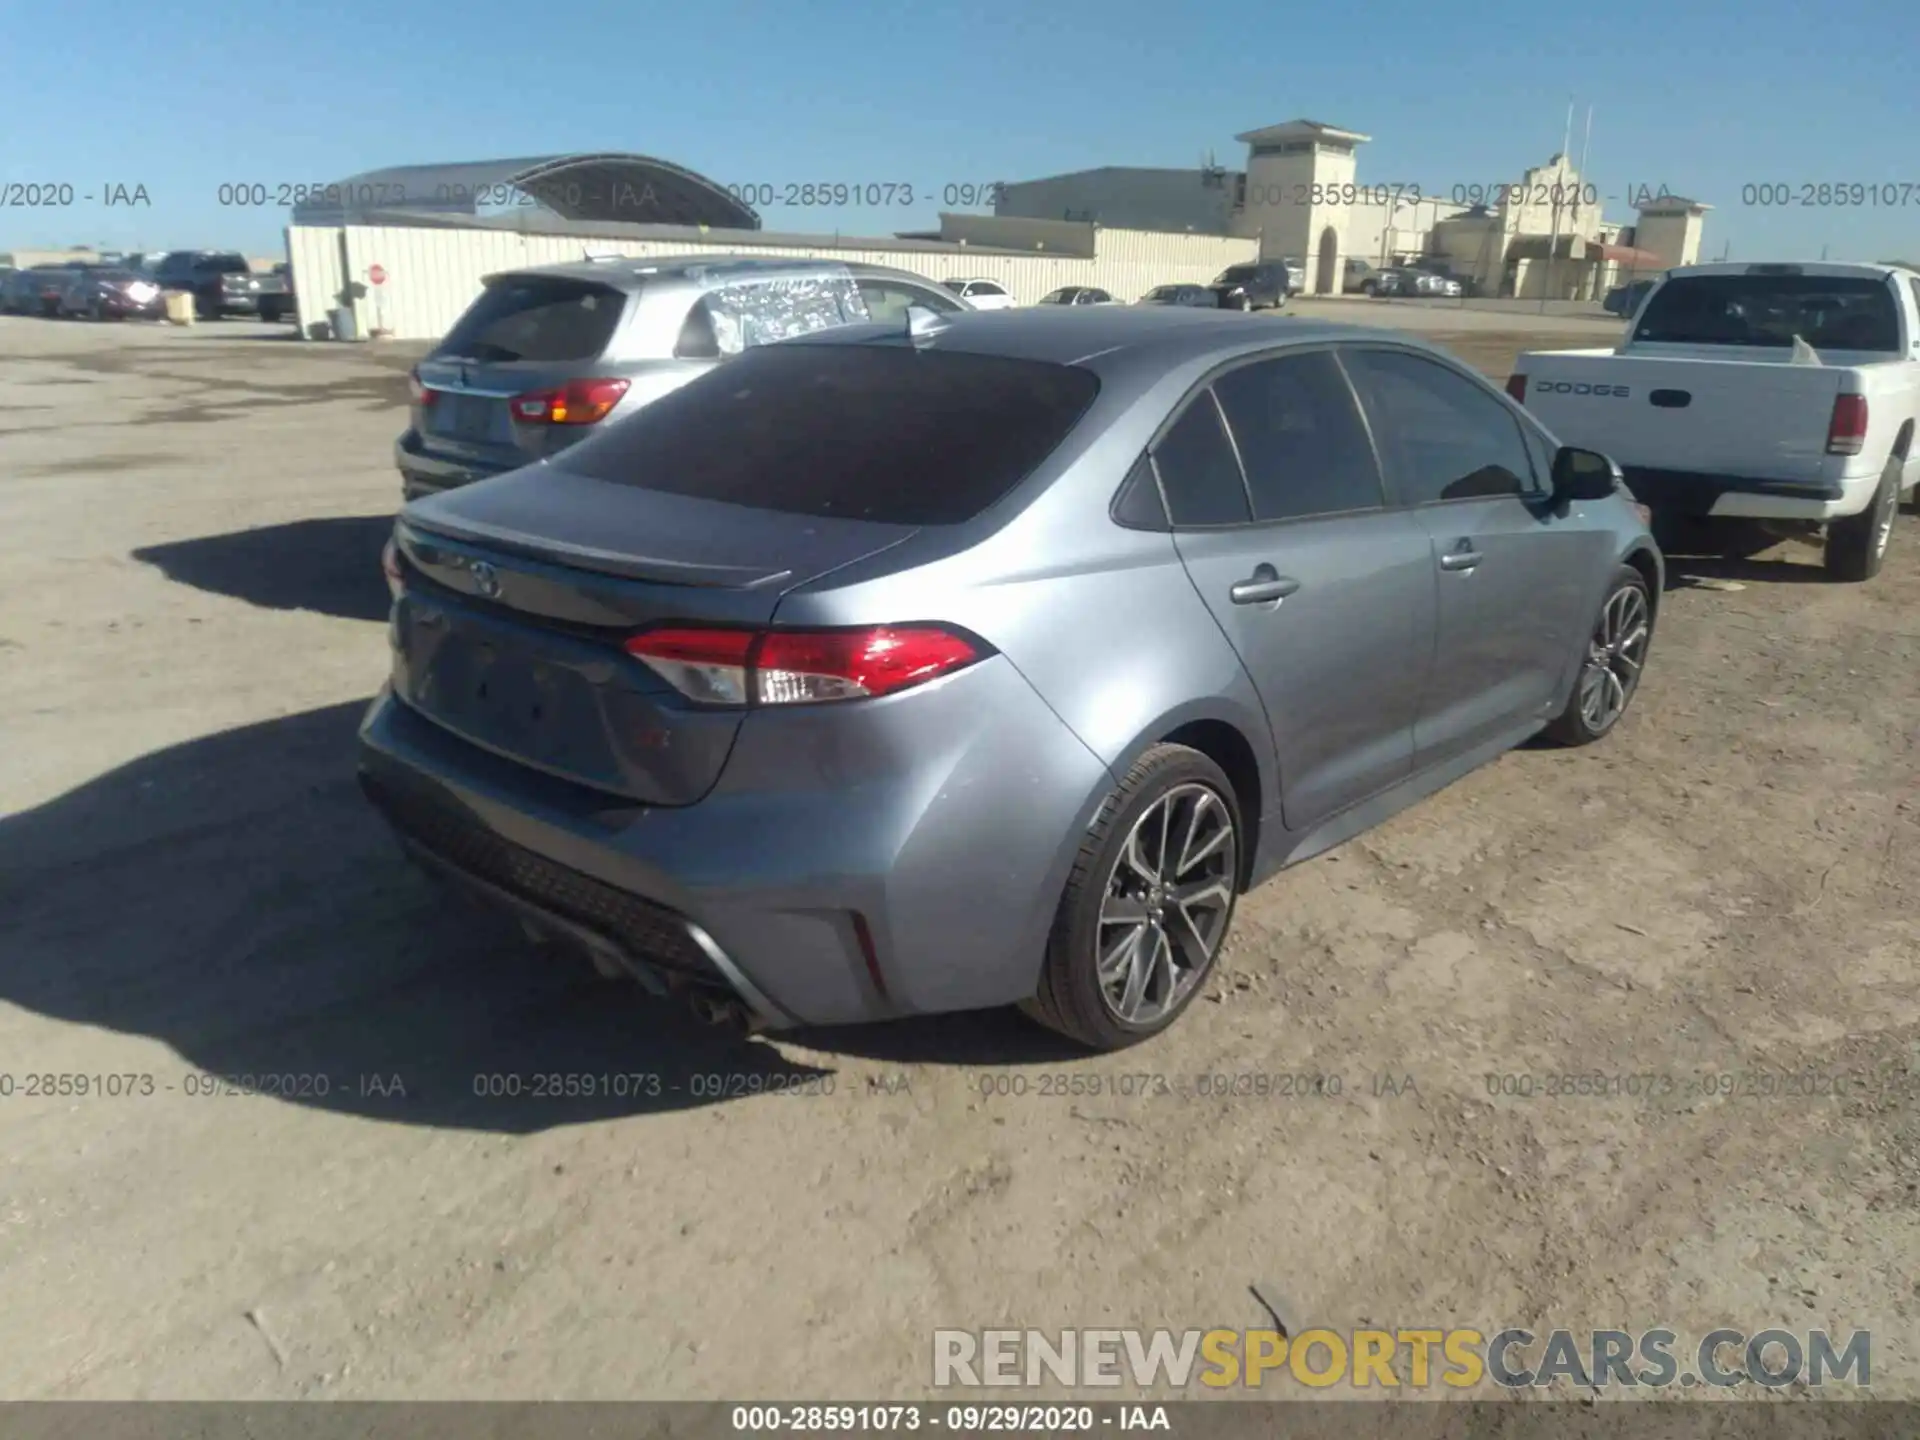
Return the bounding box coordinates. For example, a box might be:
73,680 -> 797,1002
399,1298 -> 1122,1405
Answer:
1,313 -> 1916,1403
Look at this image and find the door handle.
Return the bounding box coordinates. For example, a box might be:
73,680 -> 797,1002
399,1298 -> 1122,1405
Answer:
1439,541 -> 1482,573
1229,565 -> 1301,605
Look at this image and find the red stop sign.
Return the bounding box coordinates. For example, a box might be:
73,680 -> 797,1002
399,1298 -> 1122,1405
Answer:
367,264 -> 387,286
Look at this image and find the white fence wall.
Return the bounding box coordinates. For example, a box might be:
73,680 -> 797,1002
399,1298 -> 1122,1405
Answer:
288,223 -> 1259,343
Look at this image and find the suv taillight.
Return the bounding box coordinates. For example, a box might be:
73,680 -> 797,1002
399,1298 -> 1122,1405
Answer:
509,377 -> 631,425
406,367 -> 436,407
624,625 -> 989,707
1505,373 -> 1527,403
1826,393 -> 1868,455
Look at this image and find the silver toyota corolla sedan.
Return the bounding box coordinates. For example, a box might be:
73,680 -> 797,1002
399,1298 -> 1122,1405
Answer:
359,307 -> 1662,1050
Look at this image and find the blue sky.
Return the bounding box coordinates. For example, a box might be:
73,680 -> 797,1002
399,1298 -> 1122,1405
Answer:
6,0 -> 1917,262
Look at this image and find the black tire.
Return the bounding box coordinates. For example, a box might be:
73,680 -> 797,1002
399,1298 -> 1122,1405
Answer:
1359,280 -> 1377,296
1235,294 -> 1253,312
1824,459 -> 1899,582
1022,743 -> 1243,1050
1544,565 -> 1653,747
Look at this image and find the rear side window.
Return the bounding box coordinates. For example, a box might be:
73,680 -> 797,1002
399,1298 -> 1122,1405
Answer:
1152,395 -> 1251,527
1633,274 -> 1900,350
551,344 -> 1100,525
1212,352 -> 1385,522
438,277 -> 625,363
1343,348 -> 1537,506
856,278 -> 964,326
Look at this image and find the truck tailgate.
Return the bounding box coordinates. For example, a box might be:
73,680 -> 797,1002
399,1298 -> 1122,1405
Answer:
1516,351 -> 1846,483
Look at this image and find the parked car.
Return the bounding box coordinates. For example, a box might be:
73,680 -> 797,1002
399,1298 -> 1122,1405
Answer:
1037,286 -> 1119,307
1279,258 -> 1307,293
1138,284 -> 1219,308
6,264 -> 80,316
396,255 -> 950,501
256,263 -> 297,322
1342,258 -> 1382,295
360,307 -> 1661,1050
1512,261 -> 1920,581
151,250 -> 263,318
939,277 -> 1016,310
1208,263 -> 1290,312
1603,279 -> 1657,318
1408,264 -> 1466,298
58,267 -> 165,321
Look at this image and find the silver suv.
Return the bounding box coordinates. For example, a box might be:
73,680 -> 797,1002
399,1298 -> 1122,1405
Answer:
395,255 -> 969,500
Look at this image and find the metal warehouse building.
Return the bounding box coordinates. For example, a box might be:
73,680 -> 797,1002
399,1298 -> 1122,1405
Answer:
284,152 -> 1259,342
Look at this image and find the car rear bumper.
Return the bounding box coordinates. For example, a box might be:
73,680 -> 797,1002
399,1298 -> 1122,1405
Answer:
1620,465 -> 1866,520
395,431 -> 514,502
355,657 -> 1113,1029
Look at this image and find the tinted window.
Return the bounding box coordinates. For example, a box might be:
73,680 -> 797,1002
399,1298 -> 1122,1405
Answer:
1344,349 -> 1537,505
1212,352 -> 1385,522
1152,395 -> 1251,527
968,281 -> 1008,297
1086,289 -> 1113,304
1215,267 -> 1257,285
1039,289 -> 1071,304
1112,454 -> 1169,529
552,344 -> 1100,525
437,277 -> 624,363
194,255 -> 250,275
857,278 -> 963,325
1634,274 -> 1900,350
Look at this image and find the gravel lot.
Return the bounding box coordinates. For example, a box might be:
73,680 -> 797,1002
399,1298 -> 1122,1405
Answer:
2,314 -> 1916,1401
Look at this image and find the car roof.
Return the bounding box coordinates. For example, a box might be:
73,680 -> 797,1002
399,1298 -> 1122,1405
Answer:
482,253 -> 864,289
790,305 -> 1449,380
1665,261 -> 1904,281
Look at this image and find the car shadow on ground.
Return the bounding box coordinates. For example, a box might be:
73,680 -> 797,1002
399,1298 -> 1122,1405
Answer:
0,700 -> 1068,1132
134,516 -> 398,624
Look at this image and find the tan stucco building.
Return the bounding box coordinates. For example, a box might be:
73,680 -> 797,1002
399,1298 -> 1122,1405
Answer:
994,120 -> 1709,298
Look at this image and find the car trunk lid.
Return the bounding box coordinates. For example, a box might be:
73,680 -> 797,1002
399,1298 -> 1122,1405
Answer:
1517,350 -> 1847,482
390,468 -> 919,805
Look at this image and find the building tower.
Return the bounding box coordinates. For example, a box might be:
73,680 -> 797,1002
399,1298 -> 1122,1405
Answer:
1232,120 -> 1372,295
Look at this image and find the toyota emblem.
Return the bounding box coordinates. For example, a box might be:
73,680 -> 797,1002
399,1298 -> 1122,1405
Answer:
468,561 -> 502,599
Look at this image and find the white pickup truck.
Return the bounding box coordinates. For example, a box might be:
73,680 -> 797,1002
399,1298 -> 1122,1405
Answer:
1510,262 -> 1920,580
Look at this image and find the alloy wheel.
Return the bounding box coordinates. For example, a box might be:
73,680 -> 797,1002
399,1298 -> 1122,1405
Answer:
1578,584 -> 1650,734
1095,783 -> 1237,1025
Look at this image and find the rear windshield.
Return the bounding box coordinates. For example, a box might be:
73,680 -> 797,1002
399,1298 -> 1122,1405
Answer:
1633,274 -> 1901,350
551,343 -> 1102,525
196,255 -> 251,274
437,276 -> 625,363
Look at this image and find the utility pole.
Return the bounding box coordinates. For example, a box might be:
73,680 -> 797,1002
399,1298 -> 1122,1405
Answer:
1542,101 -> 1573,313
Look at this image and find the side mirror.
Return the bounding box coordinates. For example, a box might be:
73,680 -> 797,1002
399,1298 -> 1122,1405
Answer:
1551,446 -> 1622,507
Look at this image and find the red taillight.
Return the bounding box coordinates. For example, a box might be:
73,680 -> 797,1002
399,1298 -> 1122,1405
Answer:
509,377 -> 631,425
623,625 -> 988,707
1505,373 -> 1527,403
1827,393 -> 1868,456
407,367 -> 436,407
381,534 -> 405,599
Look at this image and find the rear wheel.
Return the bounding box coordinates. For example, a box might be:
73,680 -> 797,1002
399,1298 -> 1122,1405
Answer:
1824,460 -> 1898,581
1023,745 -> 1242,1050
1544,566 -> 1653,747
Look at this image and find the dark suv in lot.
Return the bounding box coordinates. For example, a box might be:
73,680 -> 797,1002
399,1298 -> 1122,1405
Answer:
152,250 -> 264,318
1208,262 -> 1292,311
